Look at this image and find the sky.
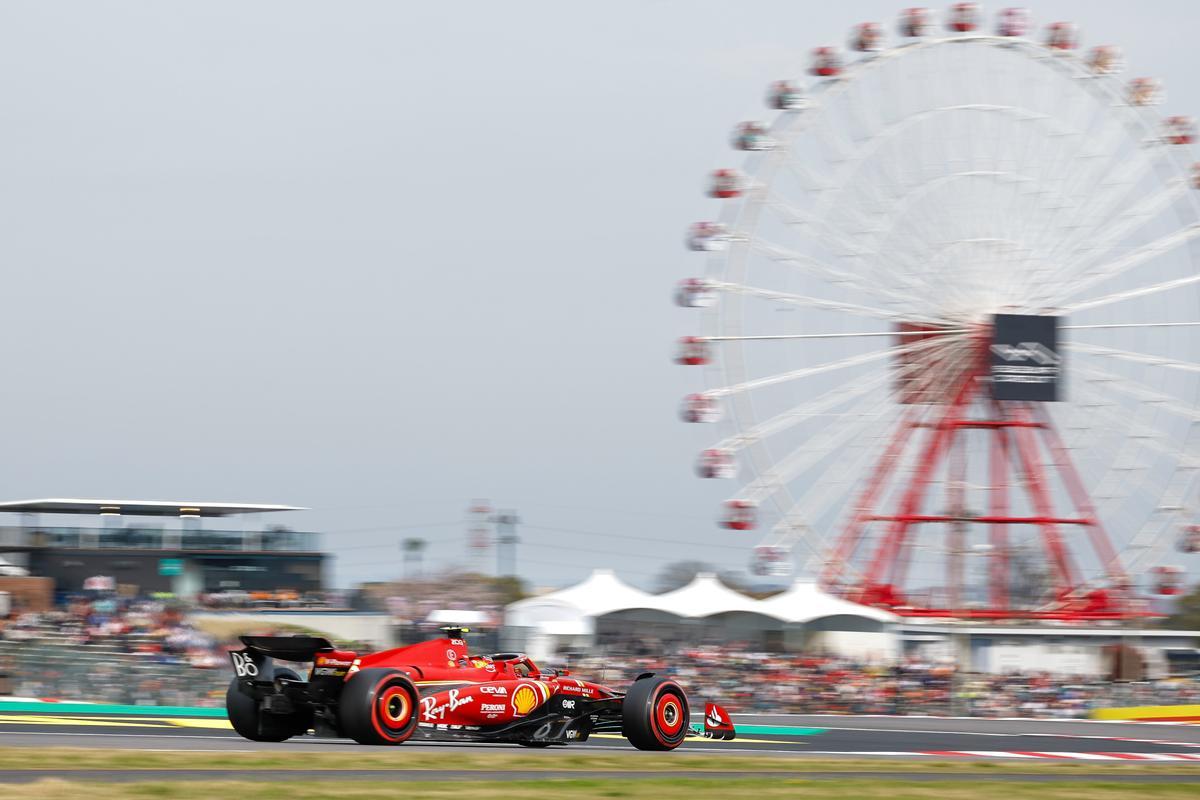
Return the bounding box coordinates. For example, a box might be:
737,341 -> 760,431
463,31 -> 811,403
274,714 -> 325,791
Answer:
0,1 -> 1197,591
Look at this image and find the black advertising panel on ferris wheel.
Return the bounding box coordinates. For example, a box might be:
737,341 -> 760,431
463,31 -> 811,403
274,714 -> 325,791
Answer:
990,314 -> 1061,402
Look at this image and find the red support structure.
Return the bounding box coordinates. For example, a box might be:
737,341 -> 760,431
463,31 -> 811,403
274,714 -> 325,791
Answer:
822,327 -> 1138,622
1034,404 -> 1124,583
947,431 -> 966,610
988,418 -> 1011,611
821,405 -> 923,591
1009,405 -> 1079,596
856,359 -> 979,602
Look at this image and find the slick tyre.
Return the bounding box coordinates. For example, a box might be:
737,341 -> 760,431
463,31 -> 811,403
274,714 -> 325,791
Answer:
338,668 -> 419,745
226,667 -> 312,742
622,676 -> 689,751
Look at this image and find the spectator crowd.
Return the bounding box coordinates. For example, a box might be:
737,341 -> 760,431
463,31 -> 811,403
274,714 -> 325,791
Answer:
568,641 -> 1200,718
0,596 -> 228,705
2,603 -> 1198,716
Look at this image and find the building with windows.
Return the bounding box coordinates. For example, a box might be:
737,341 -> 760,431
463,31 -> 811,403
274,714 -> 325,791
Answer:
0,498 -> 324,598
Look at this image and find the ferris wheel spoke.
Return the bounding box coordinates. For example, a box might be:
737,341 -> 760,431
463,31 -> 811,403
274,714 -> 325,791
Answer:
1012,113 -> 1103,266
710,334 -> 963,455
1044,126 -> 1177,266
1061,375 -> 1174,496
1066,365 -> 1200,528
761,192 -> 885,256
1072,359 -> 1200,423
1064,321 -> 1200,333
1124,462 -> 1200,572
1062,377 -> 1198,551
763,414 -> 900,581
1044,179 -> 1187,282
1037,222 -> 1200,309
1026,120 -> 1141,260
748,238 -> 929,308
1056,256 -> 1200,315
710,280 -> 945,324
1065,342 -> 1200,375
700,329 -> 967,342
706,343 -> 911,400
708,371 -> 892,454
733,393 -> 894,506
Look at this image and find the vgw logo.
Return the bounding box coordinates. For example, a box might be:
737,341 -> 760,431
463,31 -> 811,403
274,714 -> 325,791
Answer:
990,342 -> 1061,365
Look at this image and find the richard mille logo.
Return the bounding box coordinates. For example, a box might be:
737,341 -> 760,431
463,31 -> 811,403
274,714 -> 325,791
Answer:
990,342 -> 1061,366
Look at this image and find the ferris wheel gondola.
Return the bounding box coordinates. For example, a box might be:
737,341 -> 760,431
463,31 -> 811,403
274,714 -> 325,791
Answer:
675,6 -> 1200,620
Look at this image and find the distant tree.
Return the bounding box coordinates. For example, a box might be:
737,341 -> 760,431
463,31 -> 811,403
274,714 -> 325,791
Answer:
487,574 -> 528,605
1008,545 -> 1052,608
654,560 -> 713,593
1164,583 -> 1200,631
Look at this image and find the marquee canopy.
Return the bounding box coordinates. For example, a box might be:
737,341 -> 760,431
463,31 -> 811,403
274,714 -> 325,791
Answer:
505,569 -> 659,632
505,569 -> 898,632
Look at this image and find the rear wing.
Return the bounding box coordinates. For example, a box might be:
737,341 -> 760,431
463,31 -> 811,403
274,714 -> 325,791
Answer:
229,635 -> 334,682
238,635 -> 333,662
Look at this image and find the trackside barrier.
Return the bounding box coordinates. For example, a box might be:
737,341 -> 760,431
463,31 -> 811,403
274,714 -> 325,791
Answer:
1090,704 -> 1200,722
0,699 -> 225,717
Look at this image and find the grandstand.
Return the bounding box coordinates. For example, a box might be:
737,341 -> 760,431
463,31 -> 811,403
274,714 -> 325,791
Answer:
0,499 -> 324,599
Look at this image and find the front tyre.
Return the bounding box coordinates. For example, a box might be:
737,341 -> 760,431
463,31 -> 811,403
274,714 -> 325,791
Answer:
622,675 -> 689,751
226,667 -> 312,742
338,667 -> 419,745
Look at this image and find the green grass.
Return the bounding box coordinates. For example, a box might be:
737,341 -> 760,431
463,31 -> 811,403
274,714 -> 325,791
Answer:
12,778 -> 1200,800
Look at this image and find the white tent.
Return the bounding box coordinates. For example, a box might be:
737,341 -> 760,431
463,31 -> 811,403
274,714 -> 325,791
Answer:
653,573 -> 779,618
505,569 -> 658,646
502,569 -> 901,660
759,579 -> 899,660
758,579 -> 898,624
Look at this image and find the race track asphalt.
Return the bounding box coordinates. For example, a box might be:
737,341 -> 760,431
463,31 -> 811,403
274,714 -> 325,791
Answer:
0,709 -> 1198,761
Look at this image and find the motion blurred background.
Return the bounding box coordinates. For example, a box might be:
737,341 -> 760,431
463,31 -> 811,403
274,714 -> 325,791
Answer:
0,1 -> 1198,720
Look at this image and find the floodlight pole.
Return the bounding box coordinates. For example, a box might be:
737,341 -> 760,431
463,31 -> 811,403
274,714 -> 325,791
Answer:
493,511 -> 520,577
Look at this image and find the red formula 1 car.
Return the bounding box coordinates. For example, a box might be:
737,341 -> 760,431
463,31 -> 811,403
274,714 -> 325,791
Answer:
226,627 -> 735,749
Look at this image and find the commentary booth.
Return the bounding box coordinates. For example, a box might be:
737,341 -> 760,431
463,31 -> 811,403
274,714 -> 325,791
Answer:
504,569 -> 899,661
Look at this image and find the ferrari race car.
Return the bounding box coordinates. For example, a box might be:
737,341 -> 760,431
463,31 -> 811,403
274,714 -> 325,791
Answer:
226,627 -> 735,749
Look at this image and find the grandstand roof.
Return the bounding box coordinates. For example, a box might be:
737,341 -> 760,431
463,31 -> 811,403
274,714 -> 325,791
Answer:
0,499 -> 305,517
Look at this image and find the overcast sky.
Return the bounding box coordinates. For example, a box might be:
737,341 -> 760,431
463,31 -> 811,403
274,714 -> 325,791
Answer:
1,1 -> 1196,591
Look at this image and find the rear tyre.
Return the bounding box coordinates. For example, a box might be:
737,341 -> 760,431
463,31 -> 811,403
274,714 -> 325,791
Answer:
226,667 -> 312,742
338,667 -> 420,745
622,675 -> 689,751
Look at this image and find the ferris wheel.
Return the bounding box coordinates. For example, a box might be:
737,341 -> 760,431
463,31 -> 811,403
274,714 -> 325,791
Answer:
675,4 -> 1200,620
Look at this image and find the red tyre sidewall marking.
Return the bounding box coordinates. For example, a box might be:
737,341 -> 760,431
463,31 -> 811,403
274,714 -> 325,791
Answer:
650,684 -> 686,747
369,676 -> 414,742
655,694 -> 683,734
380,686 -> 411,725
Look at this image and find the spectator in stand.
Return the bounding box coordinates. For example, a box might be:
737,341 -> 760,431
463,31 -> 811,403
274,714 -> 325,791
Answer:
3,600 -> 1199,714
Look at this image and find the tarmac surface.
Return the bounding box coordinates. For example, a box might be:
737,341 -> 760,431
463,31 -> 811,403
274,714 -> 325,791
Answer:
1,710 -> 1199,781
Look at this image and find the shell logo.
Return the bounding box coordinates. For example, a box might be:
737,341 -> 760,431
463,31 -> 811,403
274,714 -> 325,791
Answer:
511,684 -> 540,716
